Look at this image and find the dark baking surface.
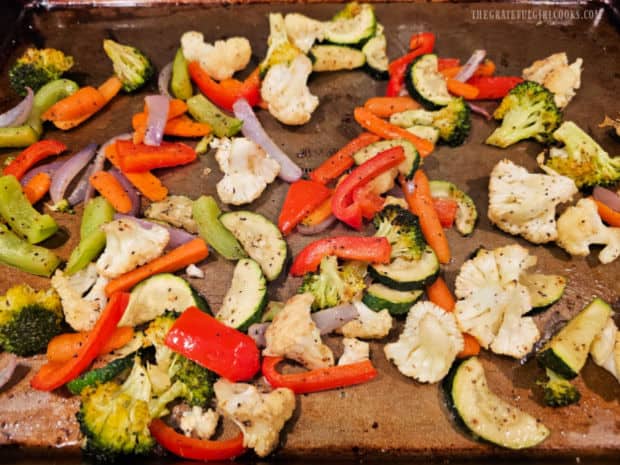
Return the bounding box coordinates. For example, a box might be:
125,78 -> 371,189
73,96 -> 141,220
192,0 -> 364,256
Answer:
0,1 -> 619,462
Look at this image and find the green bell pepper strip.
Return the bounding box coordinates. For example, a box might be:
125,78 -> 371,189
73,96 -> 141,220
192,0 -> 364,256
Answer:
0,175 -> 58,244
0,223 -> 61,277
186,94 -> 243,138
171,48 -> 193,100
192,195 -> 247,260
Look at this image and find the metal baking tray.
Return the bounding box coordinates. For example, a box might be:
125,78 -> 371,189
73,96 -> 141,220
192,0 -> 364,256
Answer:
0,0 -> 619,463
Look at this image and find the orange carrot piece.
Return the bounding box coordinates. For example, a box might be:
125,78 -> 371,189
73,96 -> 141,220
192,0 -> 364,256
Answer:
42,86 -> 106,122
46,326 -> 134,364
593,198 -> 620,227
132,113 -> 211,138
105,238 -> 209,296
441,60 -> 496,80
401,171 -> 451,264
97,76 -> 123,101
459,334 -> 481,357
440,66 -> 461,79
363,96 -> 420,118
22,172 -> 51,204
353,107 -> 434,158
447,79 -> 480,99
426,277 -> 456,312
89,171 -> 133,214
133,99 -> 189,144
300,192 -> 333,226
105,143 -> 168,201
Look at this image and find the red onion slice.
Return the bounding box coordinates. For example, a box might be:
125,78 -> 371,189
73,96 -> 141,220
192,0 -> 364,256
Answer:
113,213 -> 195,250
110,169 -> 141,216
50,143 -> 98,204
158,62 -> 173,99
0,353 -> 18,390
67,166 -> 93,206
248,322 -> 269,348
232,98 -> 302,183
455,49 -> 486,83
20,160 -> 64,186
0,87 -> 34,128
296,214 -> 337,235
144,95 -> 169,147
468,102 -> 492,120
593,186 -> 620,212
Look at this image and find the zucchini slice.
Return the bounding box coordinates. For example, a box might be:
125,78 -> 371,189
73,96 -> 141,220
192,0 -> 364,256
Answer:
310,45 -> 365,72
406,54 -> 453,110
537,297 -> 612,379
353,139 -> 420,180
520,273 -> 566,311
362,283 -> 423,315
67,352 -> 136,395
216,259 -> 267,331
120,273 -> 208,326
406,125 -> 440,144
445,357 -> 550,450
369,247 -> 439,291
429,180 -> 478,236
220,211 -> 287,281
325,3 -> 377,45
362,33 -> 388,79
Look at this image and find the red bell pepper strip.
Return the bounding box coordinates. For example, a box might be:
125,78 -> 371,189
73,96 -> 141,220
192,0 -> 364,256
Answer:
437,58 -> 461,71
149,418 -> 245,461
386,32 -> 435,97
331,145 -> 405,229
466,76 -> 523,100
3,139 -> 67,180
353,182 -> 385,220
433,197 -> 458,228
290,236 -> 391,276
30,292 -> 129,391
262,356 -> 377,394
115,140 -> 197,173
310,132 -> 380,185
278,179 -> 331,235
165,306 -> 260,382
188,61 -> 260,111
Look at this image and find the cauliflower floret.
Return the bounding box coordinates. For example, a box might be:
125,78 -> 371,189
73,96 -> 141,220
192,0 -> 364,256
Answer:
385,301 -> 463,383
338,338 -> 370,366
284,13 -> 326,53
144,195 -> 198,234
215,137 -> 280,205
214,379 -> 295,457
263,293 -> 334,369
522,52 -> 583,108
185,264 -> 204,279
338,301 -> 393,340
261,54 -> 319,126
179,406 -> 220,440
488,159 -> 577,244
590,318 -> 620,382
556,198 -> 620,264
96,218 -> 169,279
51,263 -> 108,331
181,31 -> 251,81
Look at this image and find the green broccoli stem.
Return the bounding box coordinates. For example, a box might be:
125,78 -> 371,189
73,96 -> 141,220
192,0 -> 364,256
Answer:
186,94 -> 243,138
0,223 -> 61,277
171,48 -> 193,100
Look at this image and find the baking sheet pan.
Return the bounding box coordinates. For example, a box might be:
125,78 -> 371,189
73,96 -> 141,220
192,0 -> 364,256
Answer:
0,0 -> 619,462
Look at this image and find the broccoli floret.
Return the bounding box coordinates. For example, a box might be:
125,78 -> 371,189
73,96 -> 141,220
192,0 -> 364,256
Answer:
9,48 -> 73,96
537,121 -> 620,188
373,205 -> 426,260
102,39 -> 154,92
486,81 -> 562,148
299,255 -> 366,310
0,284 -> 64,356
537,368 -> 580,407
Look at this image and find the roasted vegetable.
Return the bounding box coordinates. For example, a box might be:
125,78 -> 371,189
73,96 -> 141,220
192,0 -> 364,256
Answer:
537,368 -> 580,407
9,47 -> 74,96
103,39 -> 154,92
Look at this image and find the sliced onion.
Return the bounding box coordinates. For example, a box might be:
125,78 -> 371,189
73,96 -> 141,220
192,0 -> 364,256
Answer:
232,98 -> 302,183
20,160 -> 64,186
158,62 -> 173,99
468,102 -> 492,120
110,169 -> 141,216
0,87 -> 33,128
67,167 -> 92,206
455,49 -> 486,83
0,353 -> 18,390
247,303 -> 358,348
144,95 -> 169,147
113,213 -> 195,250
593,186 -> 620,212
296,215 -> 337,235
50,143 -> 98,204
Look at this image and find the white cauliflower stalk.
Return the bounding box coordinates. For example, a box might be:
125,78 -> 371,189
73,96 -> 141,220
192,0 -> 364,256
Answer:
261,54 -> 319,126
263,293 -> 334,369
488,159 -> 577,244
96,218 -> 169,279
215,137 -> 280,205
145,195 -> 198,233
338,338 -> 370,366
590,318 -> 620,383
284,13 -> 326,53
51,263 -> 108,331
181,31 -> 251,81
556,198 -> 620,264
384,301 -> 463,383
522,52 -> 583,108
338,301 -> 393,340
214,379 -> 295,457
179,407 -> 220,440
